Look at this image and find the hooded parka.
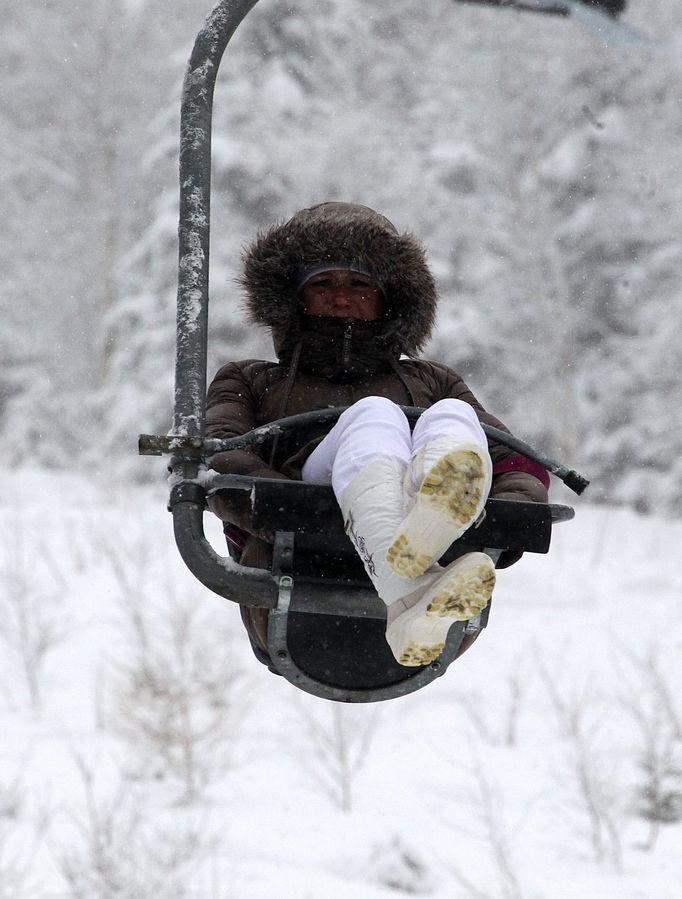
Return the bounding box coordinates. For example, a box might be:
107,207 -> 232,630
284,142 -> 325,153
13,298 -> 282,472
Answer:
205,203 -> 549,660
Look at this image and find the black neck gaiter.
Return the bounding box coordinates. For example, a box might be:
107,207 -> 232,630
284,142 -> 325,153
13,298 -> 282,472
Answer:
285,315 -> 399,383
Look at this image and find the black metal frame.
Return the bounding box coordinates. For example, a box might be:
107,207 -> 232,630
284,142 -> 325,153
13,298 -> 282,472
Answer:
168,473 -> 574,613
454,0 -> 625,18
165,466 -> 575,701
139,0 -> 588,702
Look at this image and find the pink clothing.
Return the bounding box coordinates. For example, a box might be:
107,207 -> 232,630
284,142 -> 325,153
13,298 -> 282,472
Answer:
493,454 -> 550,490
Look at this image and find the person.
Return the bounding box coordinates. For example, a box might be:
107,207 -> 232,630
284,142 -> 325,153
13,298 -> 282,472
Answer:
205,202 -> 549,668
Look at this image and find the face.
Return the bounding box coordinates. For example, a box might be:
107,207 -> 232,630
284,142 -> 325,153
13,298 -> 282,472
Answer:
300,269 -> 383,321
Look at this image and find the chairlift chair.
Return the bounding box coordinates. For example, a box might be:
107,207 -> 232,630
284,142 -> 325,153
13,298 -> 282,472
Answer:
138,0 -> 590,703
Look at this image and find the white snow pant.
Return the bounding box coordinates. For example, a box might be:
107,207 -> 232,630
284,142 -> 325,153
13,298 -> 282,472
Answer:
301,396 -> 488,499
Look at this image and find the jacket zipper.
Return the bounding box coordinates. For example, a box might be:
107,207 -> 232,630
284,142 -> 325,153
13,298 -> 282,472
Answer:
342,321 -> 353,367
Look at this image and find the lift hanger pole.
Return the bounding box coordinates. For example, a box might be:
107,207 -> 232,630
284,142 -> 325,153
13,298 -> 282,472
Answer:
174,0 -> 260,440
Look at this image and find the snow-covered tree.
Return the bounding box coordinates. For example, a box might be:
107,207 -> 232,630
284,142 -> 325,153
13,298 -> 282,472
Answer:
3,0 -> 682,512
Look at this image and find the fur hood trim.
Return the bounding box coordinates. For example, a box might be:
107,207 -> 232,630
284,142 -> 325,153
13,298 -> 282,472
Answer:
239,202 -> 438,355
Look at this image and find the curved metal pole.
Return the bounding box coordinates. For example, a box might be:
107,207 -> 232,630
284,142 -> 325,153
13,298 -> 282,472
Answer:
170,483 -> 278,608
174,0 -> 261,439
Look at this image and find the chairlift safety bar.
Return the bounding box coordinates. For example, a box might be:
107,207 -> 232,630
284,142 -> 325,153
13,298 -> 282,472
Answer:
140,406 -> 590,495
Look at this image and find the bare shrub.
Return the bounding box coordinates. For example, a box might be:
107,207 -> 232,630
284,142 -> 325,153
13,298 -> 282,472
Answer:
110,587 -> 253,805
445,767 -> 532,899
362,835 -> 436,895
293,700 -> 380,813
562,723 -> 625,871
0,772 -> 47,898
96,523 -> 254,804
635,731 -> 682,845
454,652 -> 529,746
617,643 -> 682,741
0,522 -> 67,713
0,776 -> 23,823
54,757 -> 203,899
533,644 -> 592,740
615,643 -> 682,849
537,649 -> 625,870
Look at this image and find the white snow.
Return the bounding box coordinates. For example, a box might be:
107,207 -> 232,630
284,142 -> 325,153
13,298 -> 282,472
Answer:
1,470 -> 680,897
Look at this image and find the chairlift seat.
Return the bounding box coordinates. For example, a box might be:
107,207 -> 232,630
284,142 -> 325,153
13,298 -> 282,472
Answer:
139,0 -> 591,702
182,475 -> 574,701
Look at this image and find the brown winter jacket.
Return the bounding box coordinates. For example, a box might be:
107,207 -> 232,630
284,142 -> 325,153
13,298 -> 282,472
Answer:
205,201 -> 549,660
206,355 -> 548,520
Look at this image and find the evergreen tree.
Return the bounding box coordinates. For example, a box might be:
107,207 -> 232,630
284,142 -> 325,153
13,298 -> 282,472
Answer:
3,0 -> 681,513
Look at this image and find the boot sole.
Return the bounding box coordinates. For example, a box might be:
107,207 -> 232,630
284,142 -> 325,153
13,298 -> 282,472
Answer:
386,553 -> 496,667
386,449 -> 489,579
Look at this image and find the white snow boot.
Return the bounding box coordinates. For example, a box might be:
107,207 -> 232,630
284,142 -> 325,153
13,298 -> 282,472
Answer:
339,458 -> 495,667
385,552 -> 495,666
386,438 -> 492,579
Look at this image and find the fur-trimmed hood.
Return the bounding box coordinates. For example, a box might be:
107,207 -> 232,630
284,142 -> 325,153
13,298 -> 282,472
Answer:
239,202 -> 438,358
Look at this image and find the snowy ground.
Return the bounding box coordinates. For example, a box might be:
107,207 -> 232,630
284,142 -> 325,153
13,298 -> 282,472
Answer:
1,470 -> 681,898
